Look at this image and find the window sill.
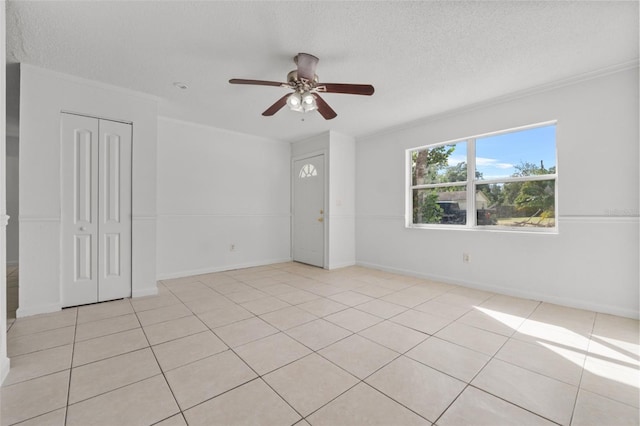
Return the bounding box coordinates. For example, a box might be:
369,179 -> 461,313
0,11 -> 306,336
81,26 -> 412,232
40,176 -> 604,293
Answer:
406,223 -> 559,234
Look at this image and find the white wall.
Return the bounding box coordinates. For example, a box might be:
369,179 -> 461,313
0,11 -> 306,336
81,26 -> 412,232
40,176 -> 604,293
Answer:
328,131 -> 356,269
6,136 -> 18,264
18,65 -> 159,317
156,117 -> 291,278
356,67 -> 639,318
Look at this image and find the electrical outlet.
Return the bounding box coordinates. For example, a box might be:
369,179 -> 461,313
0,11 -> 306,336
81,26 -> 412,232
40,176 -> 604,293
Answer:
230,244 -> 236,252
462,253 -> 470,263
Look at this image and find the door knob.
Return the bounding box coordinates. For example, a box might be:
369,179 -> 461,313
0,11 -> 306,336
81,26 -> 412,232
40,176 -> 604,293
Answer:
317,217 -> 324,222
79,226 -> 86,231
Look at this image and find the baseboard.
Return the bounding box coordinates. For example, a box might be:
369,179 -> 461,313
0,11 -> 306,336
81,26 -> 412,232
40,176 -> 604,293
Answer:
156,258 -> 293,281
132,286 -> 158,298
16,303 -> 62,318
327,261 -> 357,270
356,260 -> 640,320
0,356 -> 10,385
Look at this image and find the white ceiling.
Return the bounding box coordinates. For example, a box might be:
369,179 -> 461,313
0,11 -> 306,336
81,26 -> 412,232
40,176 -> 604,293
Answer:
6,1 -> 639,143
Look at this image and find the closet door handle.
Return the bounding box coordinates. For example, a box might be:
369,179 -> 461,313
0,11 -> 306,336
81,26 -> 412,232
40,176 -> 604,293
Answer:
79,226 -> 86,231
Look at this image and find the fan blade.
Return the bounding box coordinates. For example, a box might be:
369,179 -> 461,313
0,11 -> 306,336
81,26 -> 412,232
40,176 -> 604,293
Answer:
295,53 -> 319,81
317,83 -> 375,96
229,79 -> 286,87
313,94 -> 337,120
262,94 -> 290,116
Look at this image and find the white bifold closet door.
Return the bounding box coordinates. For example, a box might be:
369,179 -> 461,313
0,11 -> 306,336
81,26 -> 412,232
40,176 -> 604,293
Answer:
61,113 -> 132,307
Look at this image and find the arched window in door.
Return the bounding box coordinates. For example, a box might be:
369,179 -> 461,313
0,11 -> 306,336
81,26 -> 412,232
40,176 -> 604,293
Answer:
298,163 -> 318,178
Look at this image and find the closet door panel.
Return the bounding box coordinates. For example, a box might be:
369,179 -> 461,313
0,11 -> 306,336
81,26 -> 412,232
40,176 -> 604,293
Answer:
97,119 -> 132,301
61,114 -> 99,307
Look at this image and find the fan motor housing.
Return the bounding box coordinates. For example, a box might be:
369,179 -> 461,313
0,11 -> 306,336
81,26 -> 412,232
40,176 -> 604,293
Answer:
287,70 -> 319,91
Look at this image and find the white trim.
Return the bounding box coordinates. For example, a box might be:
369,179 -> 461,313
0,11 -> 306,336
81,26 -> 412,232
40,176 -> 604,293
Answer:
21,63 -> 160,102
61,110 -> 132,125
132,287 -> 158,298
327,261 -> 357,270
157,115 -> 286,145
358,214 -> 638,224
412,181 -> 468,190
474,174 -> 557,186
561,215 -> 639,224
362,62 -> 638,141
358,214 -> 405,221
0,214 -> 8,227
407,120 -> 558,155
132,215 -> 157,221
467,137 -> 477,226
327,214 -> 356,219
356,260 -> 639,319
157,213 -> 290,219
16,303 -> 63,318
18,216 -> 60,222
156,257 -> 292,281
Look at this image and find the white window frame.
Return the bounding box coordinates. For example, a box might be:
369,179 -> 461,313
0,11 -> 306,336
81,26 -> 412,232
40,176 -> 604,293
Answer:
406,121 -> 558,232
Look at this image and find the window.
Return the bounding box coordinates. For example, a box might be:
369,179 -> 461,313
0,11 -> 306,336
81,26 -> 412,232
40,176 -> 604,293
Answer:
408,122 -> 557,231
298,163 -> 318,178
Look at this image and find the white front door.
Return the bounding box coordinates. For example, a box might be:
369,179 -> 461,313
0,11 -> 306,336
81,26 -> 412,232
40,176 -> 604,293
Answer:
61,114 -> 132,307
293,155 -> 325,267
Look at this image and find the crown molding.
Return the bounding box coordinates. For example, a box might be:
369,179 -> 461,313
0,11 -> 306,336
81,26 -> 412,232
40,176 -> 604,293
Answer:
360,60 -> 639,141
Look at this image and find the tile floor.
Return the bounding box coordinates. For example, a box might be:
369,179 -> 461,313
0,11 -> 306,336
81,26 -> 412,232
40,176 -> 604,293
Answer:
1,262 -> 639,425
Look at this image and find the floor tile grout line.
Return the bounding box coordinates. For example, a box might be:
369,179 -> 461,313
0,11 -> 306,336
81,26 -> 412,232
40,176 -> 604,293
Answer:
465,384 -> 564,425
441,382 -> 564,426
6,333 -> 76,358
489,345 -> 587,389
271,305 -> 433,423
149,411 -> 188,426
65,371 -> 166,408
130,302 -> 186,422
431,299 -> 569,425
6,407 -> 64,426
74,323 -> 142,344
63,305 -> 80,426
7,263 -> 637,424
475,304 -> 604,396
180,303 -> 308,422
568,312 -> 598,426
431,301 -> 523,426
0,362 -> 73,390
166,272 -> 369,422
6,316 -> 77,339
299,379 -> 364,422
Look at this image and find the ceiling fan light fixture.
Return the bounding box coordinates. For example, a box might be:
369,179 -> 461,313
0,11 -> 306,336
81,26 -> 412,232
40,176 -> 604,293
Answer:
287,92 -> 303,112
301,92 -> 317,112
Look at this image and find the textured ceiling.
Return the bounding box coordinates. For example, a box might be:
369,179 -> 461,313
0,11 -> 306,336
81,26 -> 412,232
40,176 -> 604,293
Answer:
6,1 -> 639,142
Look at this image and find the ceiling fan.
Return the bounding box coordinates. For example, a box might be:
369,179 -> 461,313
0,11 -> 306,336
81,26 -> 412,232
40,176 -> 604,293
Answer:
229,53 -> 374,120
